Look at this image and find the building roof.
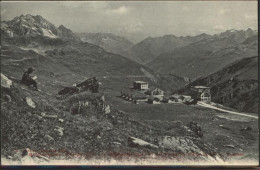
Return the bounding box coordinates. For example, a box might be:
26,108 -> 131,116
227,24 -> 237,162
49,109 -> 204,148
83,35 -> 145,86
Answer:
172,94 -> 181,98
147,87 -> 164,92
134,81 -> 148,84
193,86 -> 210,89
149,96 -> 161,102
182,95 -> 191,98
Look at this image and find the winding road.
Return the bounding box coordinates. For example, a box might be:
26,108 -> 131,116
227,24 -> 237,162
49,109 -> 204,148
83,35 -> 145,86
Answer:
197,101 -> 258,119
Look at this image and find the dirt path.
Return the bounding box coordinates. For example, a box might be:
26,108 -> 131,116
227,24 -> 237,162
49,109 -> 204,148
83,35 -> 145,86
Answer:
197,101 -> 258,119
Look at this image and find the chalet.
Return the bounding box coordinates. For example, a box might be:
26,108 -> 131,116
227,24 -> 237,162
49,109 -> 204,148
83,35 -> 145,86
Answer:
170,94 -> 191,103
146,88 -> 164,97
162,96 -> 176,103
191,86 -> 211,102
148,96 -> 161,104
133,81 -> 149,90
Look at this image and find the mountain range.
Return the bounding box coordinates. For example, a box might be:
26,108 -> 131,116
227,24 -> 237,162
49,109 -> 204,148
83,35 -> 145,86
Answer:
1,14 -> 79,41
0,14 -> 258,110
125,33 -> 212,64
77,32 -> 134,55
1,13 -> 258,163
147,28 -> 258,79
1,14 -> 186,93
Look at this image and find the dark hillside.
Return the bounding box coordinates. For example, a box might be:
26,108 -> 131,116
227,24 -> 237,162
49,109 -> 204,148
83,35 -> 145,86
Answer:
175,56 -> 258,113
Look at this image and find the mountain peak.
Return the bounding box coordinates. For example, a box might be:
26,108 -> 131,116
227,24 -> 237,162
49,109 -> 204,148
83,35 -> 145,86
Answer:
1,14 -> 79,40
58,25 -> 66,29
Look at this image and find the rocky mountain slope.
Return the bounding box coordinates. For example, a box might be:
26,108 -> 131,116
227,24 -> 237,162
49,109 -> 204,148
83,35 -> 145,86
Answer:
77,33 -> 134,56
125,33 -> 211,64
1,15 -> 187,93
148,29 -> 258,79
1,73 -> 223,164
176,56 -> 258,114
1,14 -> 258,165
1,14 -> 79,41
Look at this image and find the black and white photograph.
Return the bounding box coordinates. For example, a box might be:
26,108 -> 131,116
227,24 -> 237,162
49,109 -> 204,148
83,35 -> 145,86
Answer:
0,1 -> 258,166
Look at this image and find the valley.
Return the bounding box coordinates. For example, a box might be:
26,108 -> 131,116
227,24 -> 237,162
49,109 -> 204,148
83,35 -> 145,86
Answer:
1,13 -> 258,165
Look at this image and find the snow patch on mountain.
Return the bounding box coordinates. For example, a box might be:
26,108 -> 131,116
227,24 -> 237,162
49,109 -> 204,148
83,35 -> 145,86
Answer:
41,28 -> 58,38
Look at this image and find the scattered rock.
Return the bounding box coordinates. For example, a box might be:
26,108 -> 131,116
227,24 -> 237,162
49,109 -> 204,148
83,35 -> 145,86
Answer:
3,94 -> 12,102
100,95 -> 105,102
128,137 -> 158,149
58,118 -> 64,122
224,144 -> 235,149
104,104 -> 110,114
34,114 -> 43,120
41,112 -> 57,119
97,135 -> 101,139
113,142 -> 121,145
240,127 -> 252,131
1,73 -> 12,89
219,125 -> 230,130
158,136 -> 202,153
25,97 -> 36,108
54,126 -> 64,137
41,112 -> 46,117
7,156 -> 13,159
44,134 -> 54,141
13,148 -> 50,163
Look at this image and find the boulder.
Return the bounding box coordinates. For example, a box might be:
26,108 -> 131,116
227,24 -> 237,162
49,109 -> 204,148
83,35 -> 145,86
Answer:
41,112 -> 57,119
3,94 -> 12,102
104,104 -> 110,114
219,125 -> 230,130
1,73 -> 12,89
240,127 -> 252,131
224,144 -> 235,149
25,97 -> 36,108
44,134 -> 54,141
54,126 -> 64,137
34,114 -> 43,121
13,148 -> 49,164
158,136 -> 202,154
113,142 -> 121,145
128,137 -> 158,149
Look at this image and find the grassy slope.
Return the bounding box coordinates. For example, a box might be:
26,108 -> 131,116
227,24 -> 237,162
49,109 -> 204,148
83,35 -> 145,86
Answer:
1,36 -> 258,164
175,56 -> 258,113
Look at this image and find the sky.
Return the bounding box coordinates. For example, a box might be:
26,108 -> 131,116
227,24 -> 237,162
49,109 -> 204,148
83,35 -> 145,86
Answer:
1,1 -> 258,43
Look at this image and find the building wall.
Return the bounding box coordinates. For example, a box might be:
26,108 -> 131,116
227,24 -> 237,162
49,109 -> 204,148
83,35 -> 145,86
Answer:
134,82 -> 148,90
141,84 -> 148,90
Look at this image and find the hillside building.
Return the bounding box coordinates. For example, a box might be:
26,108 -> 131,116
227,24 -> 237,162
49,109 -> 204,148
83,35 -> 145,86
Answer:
148,96 -> 162,104
146,88 -> 164,97
133,81 -> 149,90
191,86 -> 211,102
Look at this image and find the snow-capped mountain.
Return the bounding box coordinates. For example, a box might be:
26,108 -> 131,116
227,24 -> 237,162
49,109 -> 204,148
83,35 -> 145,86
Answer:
1,14 -> 79,41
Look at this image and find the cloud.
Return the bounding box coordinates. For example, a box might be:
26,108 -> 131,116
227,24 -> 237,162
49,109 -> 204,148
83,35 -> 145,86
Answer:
108,6 -> 128,15
213,25 -> 225,30
219,9 -> 228,15
117,19 -> 143,34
